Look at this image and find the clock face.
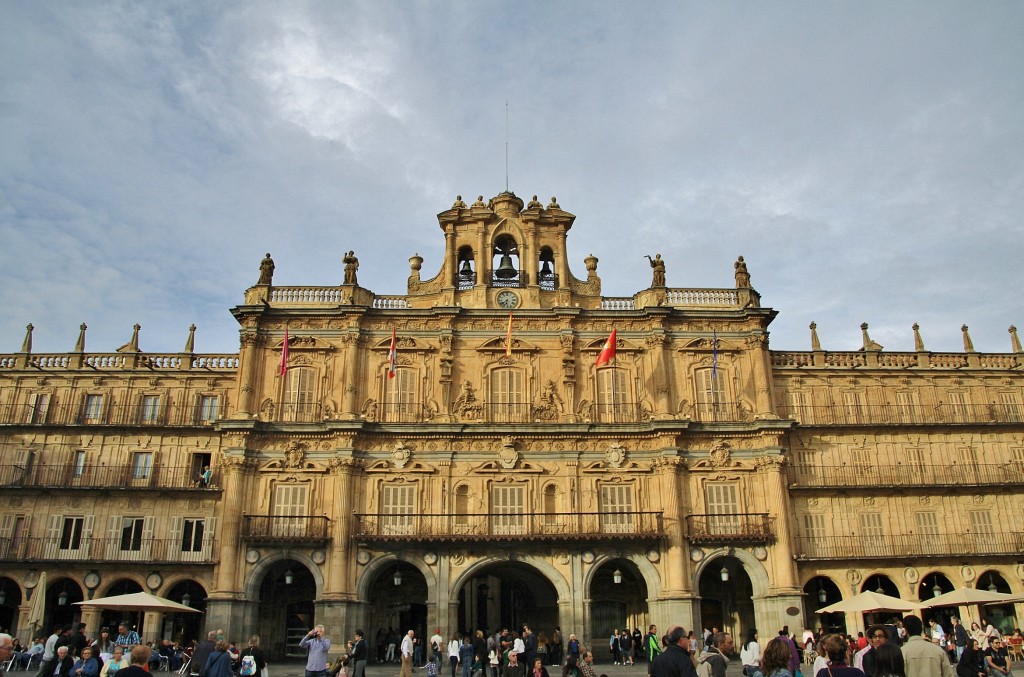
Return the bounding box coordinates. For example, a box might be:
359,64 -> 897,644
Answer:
496,291 -> 519,309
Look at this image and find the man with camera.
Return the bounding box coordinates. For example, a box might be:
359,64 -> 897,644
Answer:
300,626 -> 332,677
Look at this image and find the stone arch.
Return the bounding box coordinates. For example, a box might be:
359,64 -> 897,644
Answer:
97,575 -> 144,597
692,548 -> 770,598
586,552 -> 663,599
449,555 -> 571,602
243,551 -> 325,600
355,553 -> 436,601
159,574 -> 212,598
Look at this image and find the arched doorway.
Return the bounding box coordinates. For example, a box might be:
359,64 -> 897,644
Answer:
977,570 -> 1017,635
698,556 -> 754,642
256,560 -> 317,660
0,577 -> 23,633
804,576 -> 843,634
918,572 -> 955,631
45,577 -> 84,631
589,560 -> 649,652
98,579 -> 144,634
365,561 -> 428,665
164,580 -> 207,645
455,561 -> 558,638
859,574 -> 902,629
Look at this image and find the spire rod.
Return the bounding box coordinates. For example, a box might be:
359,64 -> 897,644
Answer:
505,101 -> 509,192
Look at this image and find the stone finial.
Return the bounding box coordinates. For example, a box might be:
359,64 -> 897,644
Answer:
126,324 -> 141,352
809,322 -> 821,351
584,254 -> 598,274
1011,325 -> 1023,354
409,253 -> 423,273
184,324 -> 196,353
73,323 -> 87,353
961,324 -> 975,353
860,322 -> 882,351
20,323 -> 34,354
913,323 -> 925,352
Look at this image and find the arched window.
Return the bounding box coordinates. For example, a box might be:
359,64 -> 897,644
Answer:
489,368 -> 525,422
597,368 -> 629,422
283,368 -> 316,422
384,368 -> 417,422
695,368 -> 727,421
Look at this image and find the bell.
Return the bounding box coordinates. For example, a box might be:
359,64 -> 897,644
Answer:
540,259 -> 553,277
459,259 -> 474,277
494,253 -> 517,279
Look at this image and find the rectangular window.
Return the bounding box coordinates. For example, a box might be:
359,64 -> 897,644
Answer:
801,514 -> 829,557
490,485 -> 526,535
895,392 -> 917,423
141,395 -> 161,424
198,396 -> 218,423
83,394 -> 104,423
46,514 -> 92,559
947,392 -> 969,422
60,517 -> 84,550
915,512 -> 942,554
380,484 -> 415,535
120,517 -> 144,551
284,369 -> 316,422
73,451 -> 87,478
999,393 -> 1023,422
597,368 -> 630,422
490,369 -> 526,422
131,452 -> 153,480
181,518 -> 205,552
273,484 -> 309,538
704,482 -> 740,534
842,391 -> 864,424
788,391 -> 811,424
859,512 -> 886,556
696,368 -> 728,421
969,510 -> 995,553
26,393 -> 50,424
600,484 -> 635,533
385,368 -> 417,421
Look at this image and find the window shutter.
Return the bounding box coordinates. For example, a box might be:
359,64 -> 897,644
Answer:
45,515 -> 63,559
141,516 -> 155,559
202,517 -> 217,560
107,515 -> 121,559
169,517 -> 183,562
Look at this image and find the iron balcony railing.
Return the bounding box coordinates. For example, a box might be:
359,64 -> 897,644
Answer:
0,401 -> 221,427
776,403 -> 1024,426
538,274 -> 559,292
0,463 -> 215,491
788,462 -> 1024,489
274,401 -> 324,423
241,515 -> 331,544
685,513 -> 776,546
793,532 -> 1024,560
0,537 -> 217,564
353,511 -> 664,544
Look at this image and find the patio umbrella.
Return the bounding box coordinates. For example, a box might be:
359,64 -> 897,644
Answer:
27,571 -> 47,631
816,590 -> 919,614
919,588 -> 1024,609
74,591 -> 201,613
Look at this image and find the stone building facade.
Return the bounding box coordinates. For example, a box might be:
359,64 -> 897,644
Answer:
0,190 -> 1021,656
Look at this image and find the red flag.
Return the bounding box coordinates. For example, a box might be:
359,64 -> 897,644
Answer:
505,312 -> 513,357
279,328 -> 289,376
596,328 -> 617,366
387,328 -> 397,379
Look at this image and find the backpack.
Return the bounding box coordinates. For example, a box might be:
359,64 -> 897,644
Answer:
239,655 -> 257,676
426,661 -> 439,677
696,654 -> 713,677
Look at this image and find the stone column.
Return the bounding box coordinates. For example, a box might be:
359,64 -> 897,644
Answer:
341,333 -> 361,419
326,458 -> 357,597
755,455 -> 798,589
213,455 -> 253,594
235,332 -> 261,418
477,230 -> 488,287
655,457 -> 688,594
747,335 -> 776,417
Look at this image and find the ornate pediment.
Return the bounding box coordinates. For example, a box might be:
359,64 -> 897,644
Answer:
677,337 -> 741,353
275,335 -> 334,353
370,335 -> 435,351
476,335 -> 541,353
580,335 -> 643,353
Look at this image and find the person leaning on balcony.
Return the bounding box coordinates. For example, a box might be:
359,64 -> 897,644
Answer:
901,616 -> 955,677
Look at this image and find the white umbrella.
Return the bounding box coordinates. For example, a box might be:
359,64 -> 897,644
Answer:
919,587 -> 1024,609
74,591 -> 200,613
816,590 -> 919,614
27,571 -> 47,631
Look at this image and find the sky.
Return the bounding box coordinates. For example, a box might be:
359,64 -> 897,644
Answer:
1,2 -> 1022,356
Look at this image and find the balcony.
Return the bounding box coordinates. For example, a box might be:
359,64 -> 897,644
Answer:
685,513 -> 775,546
776,403 -> 1024,426
0,537 -> 217,564
789,463 -> 1024,489
0,401 -> 220,427
586,403 -> 651,424
353,511 -> 664,545
794,533 -> 1024,560
241,515 -> 331,545
0,463 -> 217,491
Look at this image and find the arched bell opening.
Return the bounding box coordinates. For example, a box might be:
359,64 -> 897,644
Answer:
458,246 -> 476,289
538,247 -> 556,291
492,235 -> 520,286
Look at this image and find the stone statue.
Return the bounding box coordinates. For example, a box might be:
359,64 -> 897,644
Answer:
343,250 -> 359,285
547,196 -> 560,209
451,195 -> 467,209
526,195 -> 543,209
645,254 -> 666,287
734,255 -> 751,288
472,195 -> 487,208
257,253 -> 275,285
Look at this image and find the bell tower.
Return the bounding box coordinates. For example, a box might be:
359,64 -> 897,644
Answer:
407,191 -> 602,309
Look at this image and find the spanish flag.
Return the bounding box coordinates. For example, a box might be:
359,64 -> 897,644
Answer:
279,328 -> 289,376
505,312 -> 513,357
596,328 -> 617,366
387,327 -> 397,379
